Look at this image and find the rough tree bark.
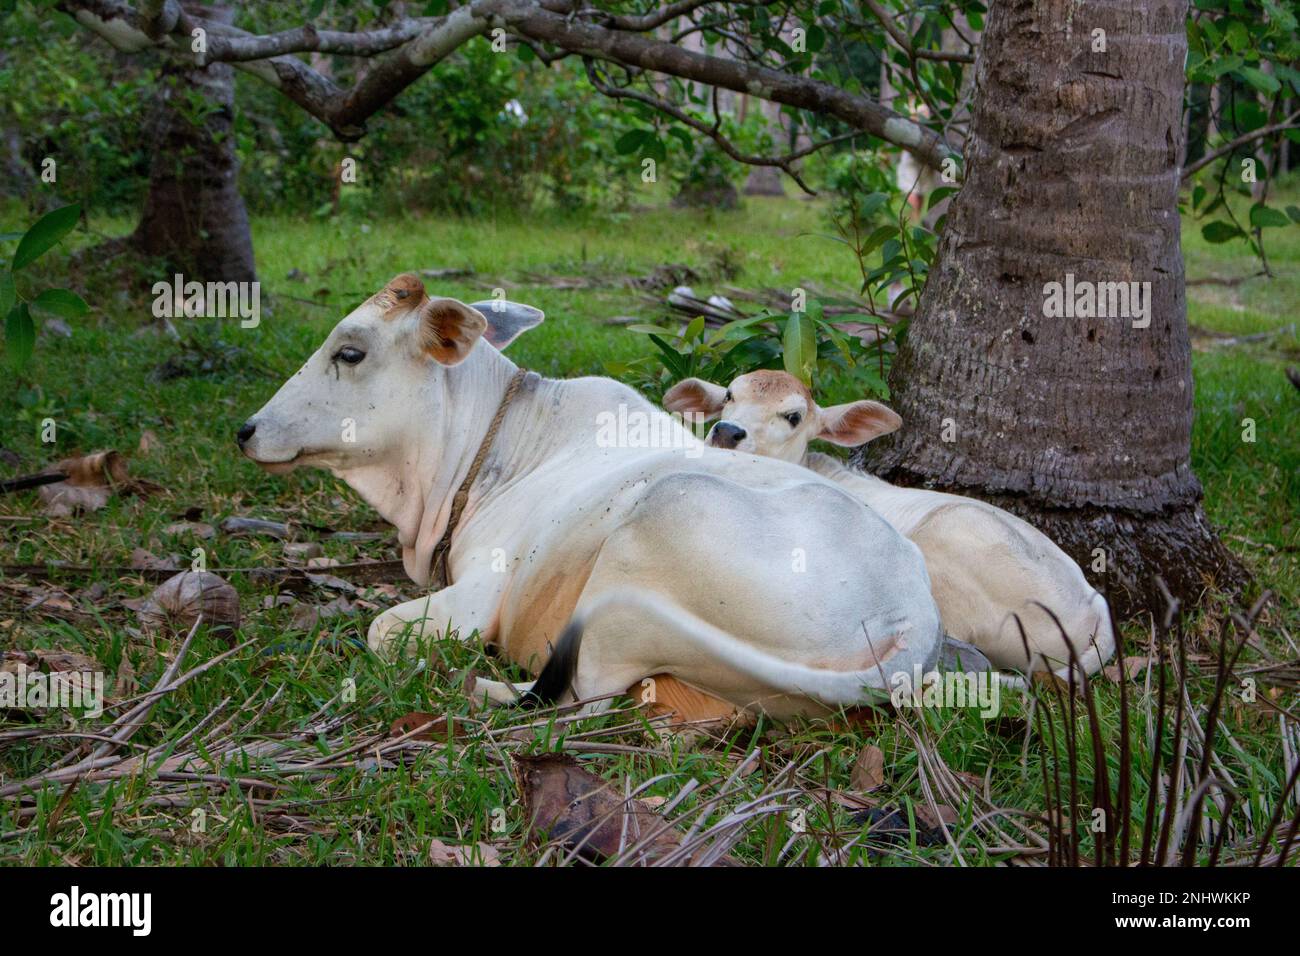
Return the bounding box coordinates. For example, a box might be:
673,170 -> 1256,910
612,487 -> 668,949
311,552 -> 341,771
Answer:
131,6 -> 255,282
864,0 -> 1247,619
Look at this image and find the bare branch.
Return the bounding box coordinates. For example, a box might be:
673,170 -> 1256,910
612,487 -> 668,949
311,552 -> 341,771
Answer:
857,0 -> 974,63
584,59 -> 858,194
203,19 -> 437,62
1181,110 -> 1300,180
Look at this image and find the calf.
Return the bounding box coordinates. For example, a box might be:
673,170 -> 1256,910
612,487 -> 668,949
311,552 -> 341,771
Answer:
238,275 -> 944,719
663,371 -> 1115,679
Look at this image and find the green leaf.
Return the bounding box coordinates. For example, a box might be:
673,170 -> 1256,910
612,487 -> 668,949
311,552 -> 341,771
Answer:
1201,221 -> 1244,243
32,287 -> 88,318
0,271 -> 12,317
1286,205 -> 1300,224
782,312 -> 817,385
927,186 -> 958,210
1249,203 -> 1291,229
614,129 -> 647,155
1224,19 -> 1249,51
12,203 -> 80,271
1237,66 -> 1281,94
5,302 -> 34,369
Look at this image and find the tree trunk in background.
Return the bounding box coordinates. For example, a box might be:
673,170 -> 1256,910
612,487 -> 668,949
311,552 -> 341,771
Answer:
864,0 -> 1247,619
132,6 -> 255,282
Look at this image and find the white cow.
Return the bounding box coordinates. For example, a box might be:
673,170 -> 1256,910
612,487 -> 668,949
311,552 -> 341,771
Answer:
238,274 -> 944,720
663,370 -> 1115,680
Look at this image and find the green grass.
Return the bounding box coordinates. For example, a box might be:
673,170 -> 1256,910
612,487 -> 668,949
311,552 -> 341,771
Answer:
0,185 -> 1296,866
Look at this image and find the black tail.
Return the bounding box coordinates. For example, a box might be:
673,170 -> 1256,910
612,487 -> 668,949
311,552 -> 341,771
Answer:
520,617 -> 584,707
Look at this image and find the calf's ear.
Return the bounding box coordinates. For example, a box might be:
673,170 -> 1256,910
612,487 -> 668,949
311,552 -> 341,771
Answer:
663,378 -> 728,417
418,298 -> 488,365
469,299 -> 545,350
817,400 -> 902,447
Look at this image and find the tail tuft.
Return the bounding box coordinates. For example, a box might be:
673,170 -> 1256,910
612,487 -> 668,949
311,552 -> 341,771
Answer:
520,618 -> 584,707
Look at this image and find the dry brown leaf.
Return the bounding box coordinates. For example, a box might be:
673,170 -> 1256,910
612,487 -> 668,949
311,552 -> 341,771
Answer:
137,430 -> 161,456
1,648 -> 100,674
915,803 -> 958,829
428,839 -> 500,866
851,743 -> 886,792
1103,656 -> 1157,682
35,450 -> 160,516
513,753 -> 738,866
130,547 -> 177,571
388,712 -> 468,741
161,521 -> 216,540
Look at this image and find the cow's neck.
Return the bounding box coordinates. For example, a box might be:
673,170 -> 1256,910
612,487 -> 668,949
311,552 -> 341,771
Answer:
337,343 -> 525,586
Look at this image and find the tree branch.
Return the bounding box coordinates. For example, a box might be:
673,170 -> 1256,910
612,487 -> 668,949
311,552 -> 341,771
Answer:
858,0 -> 974,63
483,0 -> 958,170
1181,110 -> 1300,180
584,59 -> 858,195
58,0 -> 960,168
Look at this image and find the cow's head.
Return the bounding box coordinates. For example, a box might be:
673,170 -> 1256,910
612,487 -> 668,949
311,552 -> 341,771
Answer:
663,369 -> 900,461
237,273 -> 543,474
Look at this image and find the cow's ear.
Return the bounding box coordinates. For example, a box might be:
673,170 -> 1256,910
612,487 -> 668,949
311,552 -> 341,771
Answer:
417,298 -> 488,365
817,400 -> 901,447
663,378 -> 728,417
469,299 -> 545,350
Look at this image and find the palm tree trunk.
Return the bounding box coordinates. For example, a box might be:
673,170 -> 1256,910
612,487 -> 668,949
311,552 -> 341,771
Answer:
864,0 -> 1247,618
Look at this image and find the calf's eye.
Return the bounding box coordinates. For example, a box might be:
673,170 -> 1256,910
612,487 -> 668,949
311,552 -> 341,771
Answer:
334,346 -> 366,366
784,411 -> 802,427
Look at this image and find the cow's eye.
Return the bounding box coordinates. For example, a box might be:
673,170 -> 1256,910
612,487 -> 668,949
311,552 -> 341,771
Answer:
783,411 -> 802,427
724,390 -> 733,404
334,346 -> 366,366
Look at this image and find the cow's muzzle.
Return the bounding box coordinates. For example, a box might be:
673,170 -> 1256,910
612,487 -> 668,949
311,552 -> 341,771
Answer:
707,421 -> 747,450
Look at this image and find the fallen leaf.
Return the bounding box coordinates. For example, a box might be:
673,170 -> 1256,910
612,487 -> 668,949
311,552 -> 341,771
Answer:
850,743 -> 885,792
915,803 -> 958,829
428,839 -> 500,867
284,542 -> 323,561
514,753 -> 738,866
35,450 -> 159,515
130,547 -> 179,571
137,430 -> 161,456
1103,656 -> 1156,682
388,711 -> 468,741
161,521 -> 216,540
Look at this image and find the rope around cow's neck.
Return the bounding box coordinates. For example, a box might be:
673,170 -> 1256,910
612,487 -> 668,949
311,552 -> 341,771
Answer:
429,366 -> 532,589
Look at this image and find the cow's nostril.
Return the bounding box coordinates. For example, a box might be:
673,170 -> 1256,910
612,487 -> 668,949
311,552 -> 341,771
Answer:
236,421 -> 256,447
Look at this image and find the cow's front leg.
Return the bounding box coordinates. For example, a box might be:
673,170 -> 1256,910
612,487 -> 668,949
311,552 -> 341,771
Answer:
366,578 -> 499,658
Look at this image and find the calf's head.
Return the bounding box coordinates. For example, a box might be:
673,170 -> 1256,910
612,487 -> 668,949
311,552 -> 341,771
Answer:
663,369 -> 900,461
237,273 -> 542,474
